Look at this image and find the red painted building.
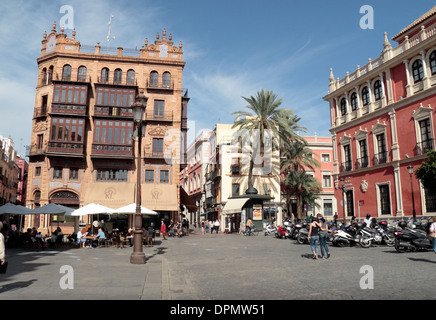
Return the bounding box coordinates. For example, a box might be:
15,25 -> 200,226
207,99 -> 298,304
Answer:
323,6 -> 436,221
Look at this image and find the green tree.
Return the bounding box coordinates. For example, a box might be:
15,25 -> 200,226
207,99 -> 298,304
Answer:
415,150 -> 436,194
280,139 -> 320,219
281,170 -> 322,220
232,89 -> 305,192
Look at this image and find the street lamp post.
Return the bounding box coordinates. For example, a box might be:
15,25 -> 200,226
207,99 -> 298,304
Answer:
130,91 -> 148,264
407,164 -> 417,222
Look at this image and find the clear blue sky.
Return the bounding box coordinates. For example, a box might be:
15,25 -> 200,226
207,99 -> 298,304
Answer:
1,0 -> 435,156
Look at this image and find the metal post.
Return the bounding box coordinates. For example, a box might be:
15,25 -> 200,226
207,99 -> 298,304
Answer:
131,122 -> 146,264
408,165 -> 417,222
130,92 -> 147,264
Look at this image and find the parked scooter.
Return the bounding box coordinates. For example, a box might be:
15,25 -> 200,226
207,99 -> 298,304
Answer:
393,220 -> 433,252
264,223 -> 277,236
275,225 -> 288,239
331,223 -> 361,247
296,221 -> 310,244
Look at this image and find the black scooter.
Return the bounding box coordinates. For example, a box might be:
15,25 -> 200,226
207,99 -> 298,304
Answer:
393,221 -> 433,252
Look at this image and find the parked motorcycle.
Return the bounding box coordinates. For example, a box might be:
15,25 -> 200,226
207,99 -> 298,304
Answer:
331,223 -> 361,247
296,222 -> 310,244
393,220 -> 433,252
275,225 -> 288,239
264,224 -> 277,236
373,221 -> 395,246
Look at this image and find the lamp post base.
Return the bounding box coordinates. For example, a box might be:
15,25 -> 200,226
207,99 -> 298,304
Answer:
130,252 -> 146,264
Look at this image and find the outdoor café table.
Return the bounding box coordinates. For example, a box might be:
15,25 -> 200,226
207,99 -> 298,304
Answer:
83,236 -> 98,247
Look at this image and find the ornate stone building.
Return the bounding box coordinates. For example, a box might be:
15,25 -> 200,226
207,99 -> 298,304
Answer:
324,6 -> 436,221
26,22 -> 188,233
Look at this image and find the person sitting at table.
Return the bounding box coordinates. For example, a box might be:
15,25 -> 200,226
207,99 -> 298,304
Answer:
35,232 -> 45,248
126,228 -> 134,247
96,228 -> 106,247
76,228 -> 86,248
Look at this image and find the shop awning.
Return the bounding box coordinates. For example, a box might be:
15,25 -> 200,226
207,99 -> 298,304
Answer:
180,187 -> 198,212
222,198 -> 249,215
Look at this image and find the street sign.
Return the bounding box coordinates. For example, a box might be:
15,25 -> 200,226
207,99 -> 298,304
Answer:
358,200 -> 364,206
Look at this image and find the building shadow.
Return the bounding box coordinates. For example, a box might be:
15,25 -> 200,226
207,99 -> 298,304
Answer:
408,257 -> 436,264
0,279 -> 37,293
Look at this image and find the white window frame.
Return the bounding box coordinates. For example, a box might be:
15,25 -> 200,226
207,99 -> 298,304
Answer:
371,122 -> 388,165
412,104 -> 434,155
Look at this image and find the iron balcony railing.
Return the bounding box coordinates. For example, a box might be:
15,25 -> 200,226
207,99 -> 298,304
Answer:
416,139 -> 434,155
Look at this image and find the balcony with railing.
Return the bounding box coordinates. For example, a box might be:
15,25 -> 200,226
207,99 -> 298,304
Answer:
91,144 -> 133,158
206,169 -> 220,181
356,156 -> 369,169
416,139 -> 434,155
46,141 -> 84,156
143,151 -> 165,159
51,104 -> 87,116
94,106 -> 133,118
34,107 -> 48,118
373,151 -> 388,165
96,76 -> 138,87
341,161 -> 352,172
145,111 -> 173,122
146,79 -> 174,91
26,145 -> 44,157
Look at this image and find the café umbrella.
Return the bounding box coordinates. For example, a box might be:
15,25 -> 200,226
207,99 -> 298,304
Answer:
68,203 -> 115,235
31,203 -> 75,233
112,203 -> 157,215
0,202 -> 33,215
68,203 -> 115,216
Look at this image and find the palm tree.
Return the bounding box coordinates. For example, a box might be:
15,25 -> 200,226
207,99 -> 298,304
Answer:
282,170 -> 321,219
232,89 -> 305,192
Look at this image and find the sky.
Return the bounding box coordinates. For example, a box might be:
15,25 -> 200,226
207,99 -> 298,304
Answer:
1,0 -> 436,157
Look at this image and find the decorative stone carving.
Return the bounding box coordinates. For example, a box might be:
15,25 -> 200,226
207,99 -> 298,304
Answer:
361,180 -> 369,193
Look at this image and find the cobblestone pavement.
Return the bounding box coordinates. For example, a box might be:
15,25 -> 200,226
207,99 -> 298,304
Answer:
1,229 -> 436,301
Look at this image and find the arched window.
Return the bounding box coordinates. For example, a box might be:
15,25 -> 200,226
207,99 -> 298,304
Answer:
163,72 -> 171,88
374,80 -> 382,100
101,68 -> 109,83
114,68 -> 122,84
48,66 -> 54,83
361,86 -> 369,106
150,71 -> 158,87
77,66 -> 87,81
350,92 -> 358,111
62,64 -> 71,80
41,68 -> 48,85
127,69 -> 135,85
340,98 -> 347,115
412,59 -> 424,83
430,51 -> 436,75
34,190 -> 41,201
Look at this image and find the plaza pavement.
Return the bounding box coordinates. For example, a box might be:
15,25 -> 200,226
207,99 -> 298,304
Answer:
1,227 -> 436,301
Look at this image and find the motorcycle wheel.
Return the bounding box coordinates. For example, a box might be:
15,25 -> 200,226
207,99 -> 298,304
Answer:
359,235 -> 372,248
384,234 -> 395,247
334,239 -> 348,247
394,239 -> 406,253
265,232 -> 268,236
296,234 -> 305,244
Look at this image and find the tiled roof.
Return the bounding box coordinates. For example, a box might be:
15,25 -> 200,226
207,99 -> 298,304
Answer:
393,5 -> 436,40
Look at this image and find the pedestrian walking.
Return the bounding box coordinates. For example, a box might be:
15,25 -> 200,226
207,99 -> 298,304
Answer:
317,214 -> 330,259
429,216 -> 436,254
308,217 -> 321,260
214,219 -> 220,234
160,220 -> 167,240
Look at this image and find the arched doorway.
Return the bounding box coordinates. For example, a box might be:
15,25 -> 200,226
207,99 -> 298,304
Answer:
49,190 -> 80,234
